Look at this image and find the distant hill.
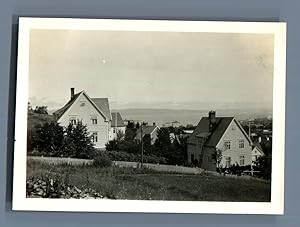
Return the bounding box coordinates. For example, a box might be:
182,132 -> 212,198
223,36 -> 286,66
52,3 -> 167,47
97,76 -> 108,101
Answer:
28,112 -> 56,133
114,108 -> 272,127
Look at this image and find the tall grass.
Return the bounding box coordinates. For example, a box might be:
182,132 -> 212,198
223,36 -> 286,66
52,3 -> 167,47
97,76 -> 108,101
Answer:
26,159 -> 271,201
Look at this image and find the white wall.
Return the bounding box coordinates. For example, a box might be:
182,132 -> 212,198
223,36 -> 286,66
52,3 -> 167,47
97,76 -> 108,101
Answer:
109,126 -> 126,140
58,93 -> 109,148
216,119 -> 252,167
252,146 -> 264,162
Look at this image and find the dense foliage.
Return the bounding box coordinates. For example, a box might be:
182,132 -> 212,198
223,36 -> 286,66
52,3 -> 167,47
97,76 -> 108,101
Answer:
105,124 -> 187,165
254,155 -> 272,179
30,121 -> 95,159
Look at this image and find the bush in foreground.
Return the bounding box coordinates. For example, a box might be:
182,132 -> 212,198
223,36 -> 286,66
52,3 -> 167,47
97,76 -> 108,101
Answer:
93,152 -> 112,168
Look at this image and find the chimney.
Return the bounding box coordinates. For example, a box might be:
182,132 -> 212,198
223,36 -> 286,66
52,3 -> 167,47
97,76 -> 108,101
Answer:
209,110 -> 216,132
209,110 -> 216,123
70,88 -> 75,99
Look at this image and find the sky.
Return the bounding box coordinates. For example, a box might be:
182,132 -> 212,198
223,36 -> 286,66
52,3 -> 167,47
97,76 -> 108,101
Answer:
28,29 -> 274,111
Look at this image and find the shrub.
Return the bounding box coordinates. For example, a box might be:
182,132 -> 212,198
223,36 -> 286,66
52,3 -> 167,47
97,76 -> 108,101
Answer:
32,121 -> 96,159
93,152 -> 112,168
33,122 -> 64,156
105,140 -> 119,151
255,155 -> 272,179
63,122 -> 95,159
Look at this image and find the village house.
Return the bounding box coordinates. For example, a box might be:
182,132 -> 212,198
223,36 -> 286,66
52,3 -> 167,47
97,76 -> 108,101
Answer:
134,124 -> 160,145
53,88 -> 124,148
187,111 -> 253,171
252,142 -> 265,162
109,112 -> 126,140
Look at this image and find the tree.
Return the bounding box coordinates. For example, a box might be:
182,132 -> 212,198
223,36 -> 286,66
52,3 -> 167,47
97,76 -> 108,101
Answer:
33,122 -> 64,156
126,121 -> 135,129
34,106 -> 48,115
154,127 -> 171,160
212,148 -> 222,172
174,135 -> 188,160
142,134 -> 152,155
63,121 -> 95,159
124,126 -> 136,141
165,144 -> 185,165
155,128 -> 171,149
255,154 -> 272,179
105,139 -> 119,151
116,130 -> 125,141
28,102 -> 33,112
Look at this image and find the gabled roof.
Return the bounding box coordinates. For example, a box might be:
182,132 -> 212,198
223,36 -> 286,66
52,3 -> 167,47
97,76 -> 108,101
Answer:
53,91 -> 111,122
188,117 -> 234,147
189,116 -> 253,148
252,142 -> 265,155
53,92 -> 82,119
91,98 -> 112,121
135,125 -> 158,140
111,112 -> 125,127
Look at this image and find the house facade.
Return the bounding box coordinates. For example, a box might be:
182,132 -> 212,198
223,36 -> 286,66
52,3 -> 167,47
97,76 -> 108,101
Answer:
187,111 -> 253,171
134,124 -> 160,145
54,88 -> 113,148
109,112 -> 126,140
252,143 -> 265,162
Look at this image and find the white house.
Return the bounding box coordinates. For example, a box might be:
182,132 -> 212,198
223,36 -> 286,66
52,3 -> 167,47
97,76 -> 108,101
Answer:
53,88 -> 113,148
134,124 -> 160,145
252,143 -> 265,162
187,111 -> 253,171
109,112 -> 126,140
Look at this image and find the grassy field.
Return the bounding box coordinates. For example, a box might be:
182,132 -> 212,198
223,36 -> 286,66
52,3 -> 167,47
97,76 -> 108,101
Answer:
27,159 -> 271,202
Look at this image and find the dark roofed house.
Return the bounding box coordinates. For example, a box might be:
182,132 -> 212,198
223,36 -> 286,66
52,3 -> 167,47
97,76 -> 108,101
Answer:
187,111 -> 253,171
134,124 -> 160,145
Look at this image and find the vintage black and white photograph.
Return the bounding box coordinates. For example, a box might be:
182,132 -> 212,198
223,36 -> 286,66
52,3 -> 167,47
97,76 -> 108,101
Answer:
13,18 -> 286,214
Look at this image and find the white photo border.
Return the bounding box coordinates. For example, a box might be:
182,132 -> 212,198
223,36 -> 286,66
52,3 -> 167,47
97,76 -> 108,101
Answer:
12,17 -> 286,214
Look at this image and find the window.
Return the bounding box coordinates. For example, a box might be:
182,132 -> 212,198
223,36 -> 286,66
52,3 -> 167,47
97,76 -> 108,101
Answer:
80,101 -> 86,107
69,118 -> 77,125
224,141 -> 231,150
113,128 -> 116,133
231,124 -> 236,130
91,118 -> 97,125
239,139 -> 245,148
239,155 -> 245,166
91,132 -> 98,143
225,157 -> 231,167
254,155 -> 258,161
